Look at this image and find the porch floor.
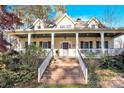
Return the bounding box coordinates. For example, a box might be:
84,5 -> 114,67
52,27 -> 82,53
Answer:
40,57 -> 85,84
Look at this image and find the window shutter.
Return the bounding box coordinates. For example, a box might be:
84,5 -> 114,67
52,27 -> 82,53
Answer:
80,41 -> 84,49
89,41 -> 93,48
25,42 -> 28,47
39,41 -> 42,47
48,41 -> 51,48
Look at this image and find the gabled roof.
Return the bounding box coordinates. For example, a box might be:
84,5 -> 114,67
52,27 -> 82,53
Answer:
33,18 -> 43,26
87,17 -> 99,25
55,13 -> 75,25
87,17 -> 107,28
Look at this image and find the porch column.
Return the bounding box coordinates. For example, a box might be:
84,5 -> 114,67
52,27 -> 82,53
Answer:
76,33 -> 79,49
19,40 -> 22,51
51,33 -> 54,49
28,33 -> 31,45
100,32 -> 105,54
7,34 -> 11,49
76,33 -> 79,56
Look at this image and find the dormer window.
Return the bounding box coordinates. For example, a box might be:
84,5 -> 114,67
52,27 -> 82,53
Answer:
91,24 -> 96,29
38,26 -> 41,29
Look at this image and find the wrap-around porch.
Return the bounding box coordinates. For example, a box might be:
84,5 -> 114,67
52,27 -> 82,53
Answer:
11,31 -> 124,57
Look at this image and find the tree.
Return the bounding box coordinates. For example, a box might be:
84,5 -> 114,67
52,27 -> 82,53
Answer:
54,5 -> 66,18
0,5 -> 22,53
12,5 -> 66,28
102,6 -> 122,28
12,5 -> 53,28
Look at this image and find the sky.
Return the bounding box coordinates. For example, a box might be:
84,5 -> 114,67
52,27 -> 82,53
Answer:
66,5 -> 124,27
5,5 -> 124,27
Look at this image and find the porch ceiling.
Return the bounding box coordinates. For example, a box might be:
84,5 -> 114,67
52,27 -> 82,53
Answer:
79,33 -> 122,37
15,34 -> 51,38
15,33 -> 122,38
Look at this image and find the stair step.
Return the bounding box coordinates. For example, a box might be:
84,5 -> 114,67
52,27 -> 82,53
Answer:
40,57 -> 85,84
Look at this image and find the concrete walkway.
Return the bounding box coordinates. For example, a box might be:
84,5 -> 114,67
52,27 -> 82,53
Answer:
40,57 -> 84,84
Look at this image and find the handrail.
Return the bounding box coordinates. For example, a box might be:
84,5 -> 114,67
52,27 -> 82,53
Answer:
77,49 -> 88,84
38,49 -> 53,82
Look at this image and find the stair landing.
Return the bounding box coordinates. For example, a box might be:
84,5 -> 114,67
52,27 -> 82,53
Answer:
40,57 -> 85,84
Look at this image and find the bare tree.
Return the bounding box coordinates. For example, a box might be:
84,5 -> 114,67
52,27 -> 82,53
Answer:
102,6 -> 122,28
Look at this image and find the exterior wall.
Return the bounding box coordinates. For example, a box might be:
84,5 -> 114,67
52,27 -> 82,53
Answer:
19,37 -> 114,49
56,17 -> 75,28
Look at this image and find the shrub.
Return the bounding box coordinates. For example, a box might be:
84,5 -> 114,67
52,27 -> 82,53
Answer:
100,51 -> 124,72
0,45 -> 46,87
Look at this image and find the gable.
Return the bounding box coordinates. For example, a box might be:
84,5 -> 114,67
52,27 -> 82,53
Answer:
56,13 -> 75,28
87,17 -> 99,29
33,19 -> 44,30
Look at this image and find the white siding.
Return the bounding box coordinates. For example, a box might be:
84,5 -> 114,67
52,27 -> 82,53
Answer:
57,17 -> 75,28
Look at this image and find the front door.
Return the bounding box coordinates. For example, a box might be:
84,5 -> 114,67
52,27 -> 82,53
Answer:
63,42 -> 69,49
62,42 -> 70,56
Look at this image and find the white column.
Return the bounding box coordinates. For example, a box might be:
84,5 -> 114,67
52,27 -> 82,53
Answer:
51,33 -> 54,49
19,40 -> 22,51
7,34 -> 11,49
76,33 -> 79,49
51,33 -> 55,56
100,32 -> 105,54
76,33 -> 79,56
28,33 -> 31,45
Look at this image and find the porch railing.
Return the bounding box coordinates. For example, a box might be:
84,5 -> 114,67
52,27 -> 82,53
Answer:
54,49 -> 76,57
80,48 -> 124,58
38,49 -> 53,82
77,49 -> 88,84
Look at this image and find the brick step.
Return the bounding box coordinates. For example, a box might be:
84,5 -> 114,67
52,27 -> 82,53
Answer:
43,71 -> 82,74
40,77 -> 84,84
40,57 -> 85,84
42,74 -> 84,77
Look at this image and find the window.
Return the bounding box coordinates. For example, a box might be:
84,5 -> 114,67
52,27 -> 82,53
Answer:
84,42 -> 89,49
96,41 -> 108,48
39,41 -> 51,48
42,42 -> 48,48
32,42 -> 36,46
37,25 -> 41,29
91,24 -> 96,29
104,41 -> 108,48
80,41 -> 93,49
96,41 -> 101,48
60,25 -> 72,28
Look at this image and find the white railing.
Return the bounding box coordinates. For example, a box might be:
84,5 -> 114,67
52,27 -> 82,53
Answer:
38,49 -> 53,82
54,49 -> 76,57
77,49 -> 88,84
80,48 -> 124,58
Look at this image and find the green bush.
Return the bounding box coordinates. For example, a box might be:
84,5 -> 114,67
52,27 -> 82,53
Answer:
100,52 -> 124,72
0,45 -> 46,88
0,69 -> 18,88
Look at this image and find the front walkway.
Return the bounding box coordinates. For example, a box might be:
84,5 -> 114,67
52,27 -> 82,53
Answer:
40,57 -> 85,84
